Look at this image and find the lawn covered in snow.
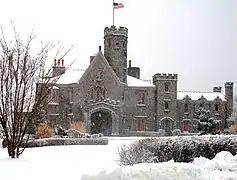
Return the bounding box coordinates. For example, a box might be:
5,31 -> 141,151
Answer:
0,137 -> 237,180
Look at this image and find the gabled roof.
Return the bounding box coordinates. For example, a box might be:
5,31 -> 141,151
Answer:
177,91 -> 226,101
78,51 -> 121,85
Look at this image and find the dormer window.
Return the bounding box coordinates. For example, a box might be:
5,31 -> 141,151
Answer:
200,103 -> 203,108
215,104 -> 219,111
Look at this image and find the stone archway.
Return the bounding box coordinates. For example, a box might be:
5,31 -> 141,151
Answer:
87,106 -> 119,136
160,117 -> 175,136
90,110 -> 112,136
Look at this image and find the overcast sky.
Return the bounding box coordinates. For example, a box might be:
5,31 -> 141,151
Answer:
0,0 -> 236,93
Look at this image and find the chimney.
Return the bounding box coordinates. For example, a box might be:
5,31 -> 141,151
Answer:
129,60 -> 131,68
54,59 -> 57,66
57,59 -> 60,66
213,86 -> 222,92
99,46 -> 101,51
61,59 -> 64,66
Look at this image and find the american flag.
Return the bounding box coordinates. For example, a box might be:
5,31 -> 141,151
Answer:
113,2 -> 124,9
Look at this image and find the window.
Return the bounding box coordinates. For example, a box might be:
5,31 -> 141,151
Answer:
97,88 -> 100,100
184,104 -> 188,112
165,83 -> 169,92
215,104 -> 219,111
103,89 -> 106,99
116,42 -> 119,46
165,102 -> 169,109
69,89 -> 73,102
90,89 -> 94,99
183,121 -> 189,132
95,87 -> 103,101
122,41 -> 126,49
95,71 -> 104,81
200,103 -> 203,108
138,92 -> 145,104
136,119 -> 145,131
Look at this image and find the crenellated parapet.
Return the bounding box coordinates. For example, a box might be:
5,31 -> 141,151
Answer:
225,82 -> 234,87
153,73 -> 178,84
104,26 -> 128,37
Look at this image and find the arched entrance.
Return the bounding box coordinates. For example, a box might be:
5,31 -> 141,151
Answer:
91,110 -> 112,136
160,117 -> 175,136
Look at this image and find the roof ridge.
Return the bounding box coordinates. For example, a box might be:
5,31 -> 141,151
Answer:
177,91 -> 222,93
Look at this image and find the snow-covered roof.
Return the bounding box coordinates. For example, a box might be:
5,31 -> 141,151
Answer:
177,91 -> 226,101
52,86 -> 59,90
56,69 -> 85,84
127,75 -> 154,87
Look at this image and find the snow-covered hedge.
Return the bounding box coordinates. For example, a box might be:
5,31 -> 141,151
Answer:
23,137 -> 108,148
81,151 -> 237,180
118,135 -> 237,165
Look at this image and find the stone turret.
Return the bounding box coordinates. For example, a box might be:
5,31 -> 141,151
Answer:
104,26 -> 128,83
225,82 -> 234,117
153,73 -> 178,134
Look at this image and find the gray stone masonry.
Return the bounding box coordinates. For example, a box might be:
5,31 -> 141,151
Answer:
43,25 -> 234,136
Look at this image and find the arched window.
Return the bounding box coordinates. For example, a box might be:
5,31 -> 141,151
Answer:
200,103 -> 203,108
165,102 -> 169,109
165,83 -> 169,92
141,93 -> 145,104
215,104 -> 219,111
95,87 -> 103,101
103,89 -> 106,99
90,89 -> 94,100
184,104 -> 188,112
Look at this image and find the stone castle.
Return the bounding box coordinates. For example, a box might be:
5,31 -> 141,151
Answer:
46,25 -> 234,136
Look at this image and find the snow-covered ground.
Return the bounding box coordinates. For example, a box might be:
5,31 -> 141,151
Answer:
0,137 -> 237,180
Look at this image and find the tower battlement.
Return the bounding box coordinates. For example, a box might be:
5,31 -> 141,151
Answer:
104,26 -> 128,37
225,82 -> 234,87
153,73 -> 178,83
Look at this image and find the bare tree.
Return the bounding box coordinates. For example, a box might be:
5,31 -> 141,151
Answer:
0,24 -> 73,158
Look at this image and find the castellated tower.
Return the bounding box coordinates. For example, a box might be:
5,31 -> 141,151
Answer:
225,82 -> 234,117
153,73 -> 178,134
104,26 -> 128,83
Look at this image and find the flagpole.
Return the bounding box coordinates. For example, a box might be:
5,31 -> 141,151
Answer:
112,0 -> 115,26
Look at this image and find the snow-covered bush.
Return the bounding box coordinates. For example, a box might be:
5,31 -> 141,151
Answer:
118,139 -> 155,166
118,135 -> 237,165
195,107 -> 221,135
82,151 -> 237,180
157,129 -> 165,136
20,137 -> 108,148
172,129 -> 181,136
